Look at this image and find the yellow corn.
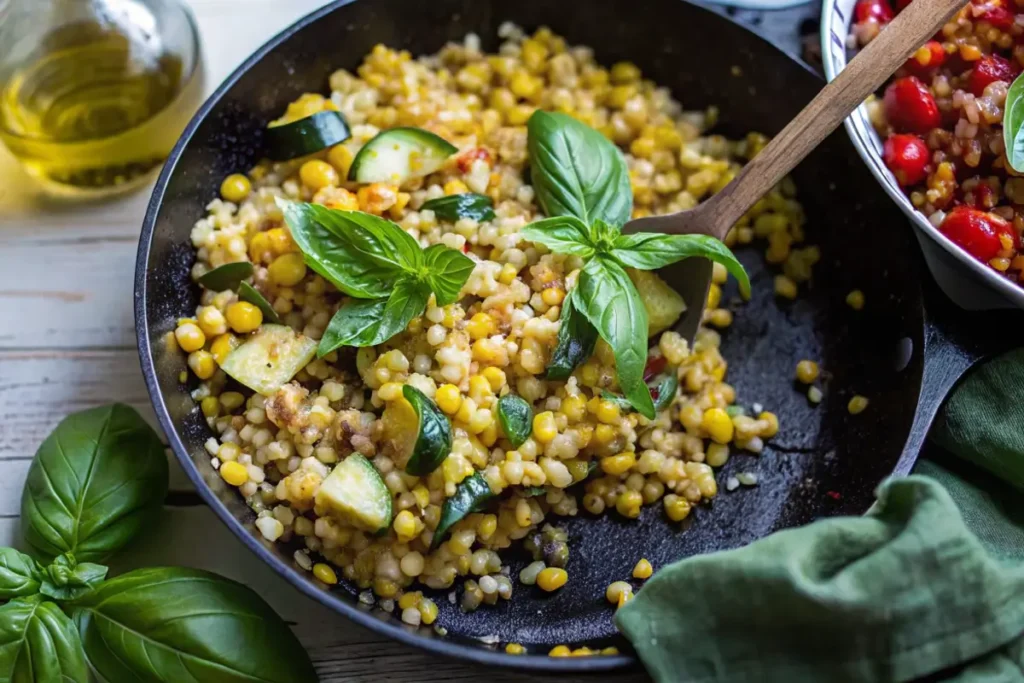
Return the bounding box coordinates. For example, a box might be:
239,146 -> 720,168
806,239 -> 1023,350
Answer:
701,408 -> 734,444
848,395 -> 869,415
219,461 -> 248,486
532,411 -> 557,443
220,174 -> 251,203
435,384 -> 462,415
225,302 -> 263,334
632,558 -> 653,579
313,563 -> 338,585
795,360 -> 820,384
600,452 -> 636,476
536,567 -> 568,592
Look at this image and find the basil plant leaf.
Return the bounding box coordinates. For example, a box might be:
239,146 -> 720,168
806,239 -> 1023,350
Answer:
431,473 -> 495,550
575,257 -> 655,418
520,216 -> 596,258
39,553 -> 108,602
546,289 -> 599,381
1005,71 -> 1024,173
420,193 -> 496,222
0,595 -> 89,683
21,403 -> 169,563
196,261 -> 254,292
423,244 -> 475,306
526,110 -> 632,226
0,548 -> 43,601
610,232 -> 751,298
279,199 -> 422,298
68,567 -> 316,683
318,278 -> 431,356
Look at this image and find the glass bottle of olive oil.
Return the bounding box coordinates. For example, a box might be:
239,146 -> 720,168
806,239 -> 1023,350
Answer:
0,0 -> 203,197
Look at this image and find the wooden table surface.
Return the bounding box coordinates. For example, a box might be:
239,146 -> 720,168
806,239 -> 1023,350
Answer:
0,1 -> 645,680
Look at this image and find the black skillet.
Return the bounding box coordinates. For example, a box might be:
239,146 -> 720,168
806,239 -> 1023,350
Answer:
135,0 -> 1023,672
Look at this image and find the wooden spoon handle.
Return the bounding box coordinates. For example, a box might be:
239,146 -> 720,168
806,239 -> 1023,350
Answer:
701,0 -> 967,240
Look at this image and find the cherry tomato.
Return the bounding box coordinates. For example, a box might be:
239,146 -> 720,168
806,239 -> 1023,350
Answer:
973,2 -> 1015,29
855,0 -> 894,23
883,76 -> 941,133
456,147 -> 493,173
967,54 -> 1020,96
939,206 -> 1018,261
883,134 -> 931,186
643,355 -> 667,382
903,41 -> 946,76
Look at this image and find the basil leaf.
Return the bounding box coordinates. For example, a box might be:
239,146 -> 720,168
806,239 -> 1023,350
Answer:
197,261 -> 254,292
497,394 -> 532,448
527,110 -> 632,226
523,486 -> 547,497
575,257 -> 655,418
39,553 -> 108,602
69,567 -> 316,683
431,473 -> 495,550
602,372 -> 679,415
546,289 -> 598,380
0,548 -> 43,600
21,404 -> 169,563
590,218 -> 620,249
610,232 -> 751,298
520,216 -> 596,258
0,595 -> 88,682
423,244 -> 474,306
1005,72 -> 1024,172
318,278 -> 431,355
421,193 -> 496,222
279,199 -> 420,298
238,281 -> 283,325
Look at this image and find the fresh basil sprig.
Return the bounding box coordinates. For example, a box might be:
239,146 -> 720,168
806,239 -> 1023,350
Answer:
279,199 -> 474,356
0,404 -> 319,682
524,111 -> 750,417
1005,71 -> 1024,172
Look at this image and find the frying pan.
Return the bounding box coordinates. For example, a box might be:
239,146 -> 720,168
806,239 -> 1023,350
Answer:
135,0 -> 1022,672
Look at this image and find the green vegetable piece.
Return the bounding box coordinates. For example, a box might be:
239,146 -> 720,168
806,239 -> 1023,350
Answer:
21,404 -> 168,563
725,405 -> 746,418
603,372 -> 677,415
0,548 -> 43,600
197,261 -> 255,292
497,394 -> 533,448
318,278 -> 431,356
422,244 -> 474,306
383,385 -> 453,476
266,110 -> 351,161
0,596 -> 88,682
527,110 -> 632,227
575,257 -> 655,418
431,472 -> 495,550
610,232 -> 750,299
421,193 -> 496,222
68,567 -> 316,683
546,289 -> 599,380
349,127 -> 458,184
1005,72 -> 1024,172
238,281 -> 282,324
315,454 -> 393,533
38,553 -> 108,602
520,215 -> 596,259
522,486 -> 547,497
220,324 -> 317,396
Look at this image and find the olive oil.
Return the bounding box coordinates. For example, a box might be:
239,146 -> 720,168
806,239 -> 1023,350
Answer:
0,16 -> 202,196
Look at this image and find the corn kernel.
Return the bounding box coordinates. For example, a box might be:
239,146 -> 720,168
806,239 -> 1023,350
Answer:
706,283 -> 722,309
418,598 -> 438,625
313,563 -> 338,585
758,411 -> 779,438
549,645 -> 572,657
595,400 -> 621,425
268,253 -> 307,287
663,494 -> 691,521
265,228 -> 297,255
536,567 -> 568,592
506,643 -> 526,655
197,306 -> 227,337
467,312 -> 496,340
248,232 -> 273,264
593,424 -> 616,445
601,452 -> 636,476
610,61 -> 641,83
615,489 -> 643,518
541,287 -> 565,306
174,322 -> 206,353
200,396 -> 220,418
846,289 -> 865,310
300,159 -> 339,191
481,367 -> 506,392
848,395 -> 869,415
795,360 -> 820,384
226,301 -> 263,334
210,333 -> 240,365
605,580 -> 632,604
468,375 -> 493,400
774,274 -> 798,299
398,591 -> 422,610
701,408 -> 734,444
532,411 -> 557,443
220,461 -> 249,486
188,350 -> 216,380
632,558 -> 653,579
328,145 -> 355,179
393,510 -> 420,542
220,174 -> 252,203
436,384 -> 462,415
498,263 -> 519,285
374,578 -> 399,598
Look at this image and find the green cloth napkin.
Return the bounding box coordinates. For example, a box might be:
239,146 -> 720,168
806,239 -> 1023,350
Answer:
616,349 -> 1024,682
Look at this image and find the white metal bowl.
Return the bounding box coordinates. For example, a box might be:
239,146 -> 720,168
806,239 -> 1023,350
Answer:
821,0 -> 1024,310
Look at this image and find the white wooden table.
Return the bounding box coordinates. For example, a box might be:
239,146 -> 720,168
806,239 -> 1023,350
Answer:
0,1 -> 645,680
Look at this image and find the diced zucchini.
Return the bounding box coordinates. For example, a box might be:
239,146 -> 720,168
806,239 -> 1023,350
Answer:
628,269 -> 686,336
219,324 -> 316,396
349,127 -> 457,184
382,385 -> 452,476
266,111 -> 351,161
315,454 -> 392,533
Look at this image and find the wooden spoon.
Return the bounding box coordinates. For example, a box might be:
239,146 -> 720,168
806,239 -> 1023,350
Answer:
626,0 -> 967,343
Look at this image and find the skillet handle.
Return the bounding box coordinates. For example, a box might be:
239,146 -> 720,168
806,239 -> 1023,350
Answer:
892,283 -> 1024,475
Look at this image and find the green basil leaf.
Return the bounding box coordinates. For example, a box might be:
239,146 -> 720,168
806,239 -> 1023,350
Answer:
590,218 -> 620,250
69,567 -> 316,683
526,110 -> 632,226
610,232 -> 751,298
0,548 -> 43,600
523,486 -> 547,497
0,595 -> 88,683
422,244 -> 475,306
21,404 -> 169,563
238,281 -> 283,325
197,261 -> 254,292
431,473 -> 495,550
601,372 -> 678,415
420,193 -> 496,222
520,216 -> 596,258
279,199 -> 421,298
318,278 -> 430,355
575,257 -> 655,418
39,553 -> 108,602
1005,72 -> 1024,172
546,289 -> 598,380
497,394 -> 533,448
